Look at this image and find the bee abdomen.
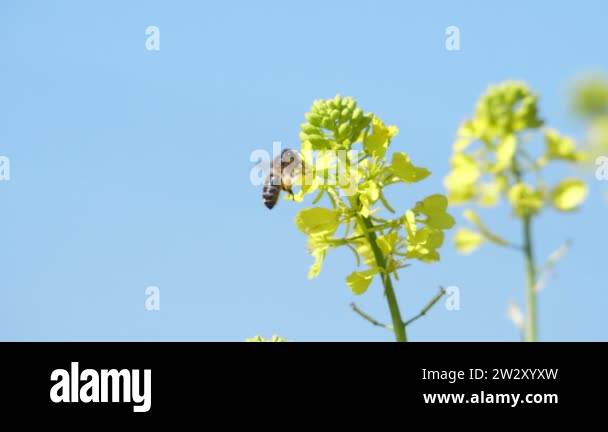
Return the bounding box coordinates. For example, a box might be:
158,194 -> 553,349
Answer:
262,175 -> 281,209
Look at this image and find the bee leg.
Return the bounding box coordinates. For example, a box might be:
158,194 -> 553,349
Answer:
286,187 -> 295,200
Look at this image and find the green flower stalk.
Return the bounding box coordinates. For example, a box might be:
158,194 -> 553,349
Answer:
287,95 -> 454,342
445,81 -> 589,342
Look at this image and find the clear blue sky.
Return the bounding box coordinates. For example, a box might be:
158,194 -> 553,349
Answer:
1,1 -> 606,341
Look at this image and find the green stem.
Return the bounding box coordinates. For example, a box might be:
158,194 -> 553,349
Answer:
522,215 -> 538,342
511,158 -> 538,342
350,302 -> 392,331
348,199 -> 406,341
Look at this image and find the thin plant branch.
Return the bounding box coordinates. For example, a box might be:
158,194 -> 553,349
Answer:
378,190 -> 396,213
350,302 -> 393,331
404,287 -> 447,327
534,240 -> 571,293
345,243 -> 361,267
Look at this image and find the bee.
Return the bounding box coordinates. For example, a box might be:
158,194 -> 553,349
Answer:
262,149 -> 303,209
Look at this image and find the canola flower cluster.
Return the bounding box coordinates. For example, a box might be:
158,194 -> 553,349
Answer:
444,82 -> 588,253
292,95 -> 454,295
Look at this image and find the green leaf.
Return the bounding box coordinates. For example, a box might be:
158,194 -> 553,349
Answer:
444,153 -> 481,204
377,232 -> 399,256
413,194 -> 455,230
357,180 -> 381,218
306,235 -> 331,279
360,180 -> 379,202
403,210 -> 417,238
425,228 -> 445,249
308,247 -> 327,279
551,178 -> 588,211
493,134 -> 517,172
405,226 -> 444,262
355,241 -> 376,268
391,152 -> 431,183
542,129 -> 587,164
295,207 -> 340,236
346,269 -> 377,295
454,228 -> 484,254
363,116 -> 398,158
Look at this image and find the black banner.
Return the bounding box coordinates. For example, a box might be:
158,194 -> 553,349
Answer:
0,343 -> 605,419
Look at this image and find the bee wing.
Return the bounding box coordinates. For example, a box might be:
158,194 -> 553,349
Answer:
280,150 -> 303,178
267,154 -> 285,186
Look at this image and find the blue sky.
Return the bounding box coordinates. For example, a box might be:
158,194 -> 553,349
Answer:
1,1 -> 606,341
